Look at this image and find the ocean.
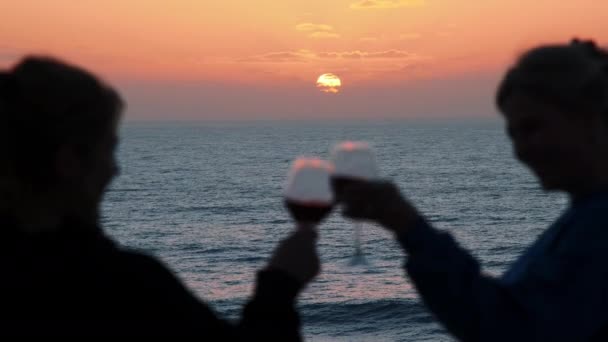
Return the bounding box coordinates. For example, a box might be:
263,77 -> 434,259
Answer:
101,120 -> 567,341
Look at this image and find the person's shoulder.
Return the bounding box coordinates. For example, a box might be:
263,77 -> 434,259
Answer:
114,248 -> 177,280
562,195 -> 608,253
106,248 -> 220,326
112,248 -> 203,302
574,194 -> 608,231
117,248 -> 161,265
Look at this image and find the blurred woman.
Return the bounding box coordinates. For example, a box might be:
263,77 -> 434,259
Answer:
0,56 -> 320,339
338,39 -> 608,341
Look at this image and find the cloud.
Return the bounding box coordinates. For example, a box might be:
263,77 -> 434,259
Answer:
350,0 -> 425,9
239,49 -> 423,63
237,50 -> 315,63
309,32 -> 341,39
296,23 -> 340,39
360,33 -> 421,42
295,23 -> 334,32
341,51 -> 364,59
317,52 -> 341,59
367,50 -> 414,58
319,50 -> 418,60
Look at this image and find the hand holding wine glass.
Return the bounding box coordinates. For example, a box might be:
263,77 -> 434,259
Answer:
338,180 -> 420,235
330,141 -> 379,265
268,157 -> 334,285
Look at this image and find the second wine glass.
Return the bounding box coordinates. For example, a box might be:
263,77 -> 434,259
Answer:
330,141 -> 379,266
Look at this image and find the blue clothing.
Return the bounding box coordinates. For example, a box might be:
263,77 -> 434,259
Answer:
398,192 -> 608,341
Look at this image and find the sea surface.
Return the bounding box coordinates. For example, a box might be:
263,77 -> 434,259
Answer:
102,120 -> 567,341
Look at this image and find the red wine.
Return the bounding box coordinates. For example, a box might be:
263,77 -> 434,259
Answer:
284,199 -> 332,223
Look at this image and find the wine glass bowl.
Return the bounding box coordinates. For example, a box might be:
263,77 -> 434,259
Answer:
331,141 -> 379,181
284,157 -> 335,224
330,141 -> 379,199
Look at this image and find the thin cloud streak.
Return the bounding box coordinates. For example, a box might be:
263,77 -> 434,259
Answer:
295,23 -> 334,32
309,32 -> 341,39
240,49 -> 424,62
350,0 -> 426,10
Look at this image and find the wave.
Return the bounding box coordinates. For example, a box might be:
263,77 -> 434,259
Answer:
207,297 -> 448,341
301,299 -> 434,328
170,205 -> 253,215
212,298 -> 432,323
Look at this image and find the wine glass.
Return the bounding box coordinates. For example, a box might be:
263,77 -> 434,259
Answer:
284,157 -> 334,227
330,141 -> 379,266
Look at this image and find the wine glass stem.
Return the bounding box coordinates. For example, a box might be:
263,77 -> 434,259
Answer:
354,221 -> 362,256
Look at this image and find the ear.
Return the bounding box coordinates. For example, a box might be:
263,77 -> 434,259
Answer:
54,144 -> 84,180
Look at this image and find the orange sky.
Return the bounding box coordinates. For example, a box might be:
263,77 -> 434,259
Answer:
1,0 -> 607,120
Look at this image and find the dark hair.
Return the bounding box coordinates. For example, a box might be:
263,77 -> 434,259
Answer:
496,39 -> 608,116
0,56 -> 123,186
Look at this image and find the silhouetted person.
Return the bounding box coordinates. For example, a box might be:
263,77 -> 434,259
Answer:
0,57 -> 320,339
337,39 -> 608,341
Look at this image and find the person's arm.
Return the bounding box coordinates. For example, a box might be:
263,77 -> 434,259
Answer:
239,269 -> 302,341
339,180 -> 608,341
120,228 -> 317,340
238,228 -> 320,341
398,218 -> 529,341
400,214 -> 608,341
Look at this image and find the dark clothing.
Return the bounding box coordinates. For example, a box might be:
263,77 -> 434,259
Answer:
0,219 -> 302,339
398,192 -> 608,341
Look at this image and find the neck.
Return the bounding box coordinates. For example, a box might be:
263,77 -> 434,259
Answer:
0,198 -> 98,233
568,162 -> 608,201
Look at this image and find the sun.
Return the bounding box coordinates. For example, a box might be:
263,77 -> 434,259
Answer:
316,73 -> 341,93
